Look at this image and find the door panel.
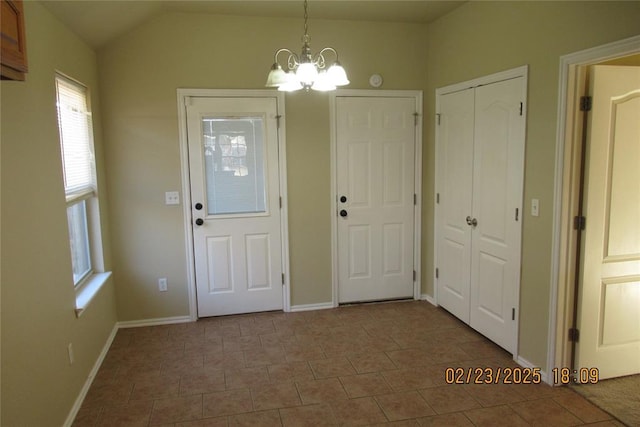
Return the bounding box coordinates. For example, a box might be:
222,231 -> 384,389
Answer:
337,96 -> 416,303
187,96 -> 283,317
470,78 -> 524,354
436,88 -> 474,323
577,65 -> 640,379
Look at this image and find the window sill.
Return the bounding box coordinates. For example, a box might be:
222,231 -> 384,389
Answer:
75,271 -> 112,318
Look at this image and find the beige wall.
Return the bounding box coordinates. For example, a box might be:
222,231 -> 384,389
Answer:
98,12 -> 428,319
424,1 -> 640,367
0,2 -> 117,425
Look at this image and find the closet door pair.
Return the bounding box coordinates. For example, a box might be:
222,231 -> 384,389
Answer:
436,74 -> 526,354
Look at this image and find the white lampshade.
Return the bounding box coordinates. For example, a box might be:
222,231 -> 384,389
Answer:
277,71 -> 303,92
296,62 -> 319,86
311,71 -> 336,92
328,62 -> 350,86
265,64 -> 287,87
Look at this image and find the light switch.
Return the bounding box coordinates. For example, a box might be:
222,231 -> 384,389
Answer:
165,191 -> 180,205
531,199 -> 539,217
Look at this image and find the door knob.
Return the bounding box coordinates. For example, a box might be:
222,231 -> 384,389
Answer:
466,216 -> 478,227
194,202 -> 203,210
195,218 -> 204,226
339,209 -> 348,217
340,196 -> 347,203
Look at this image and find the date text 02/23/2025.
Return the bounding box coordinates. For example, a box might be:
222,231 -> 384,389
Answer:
444,366 -> 601,385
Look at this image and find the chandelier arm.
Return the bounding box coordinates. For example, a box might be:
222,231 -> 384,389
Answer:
274,48 -> 298,65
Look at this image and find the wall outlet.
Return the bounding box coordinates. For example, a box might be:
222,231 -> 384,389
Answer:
165,191 -> 180,205
67,343 -> 74,365
531,198 -> 540,217
158,277 -> 168,292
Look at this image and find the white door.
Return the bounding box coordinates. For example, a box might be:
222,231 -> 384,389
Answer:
186,96 -> 284,317
436,75 -> 525,354
336,96 -> 416,303
436,88 -> 475,323
469,78 -> 525,354
576,65 -> 640,379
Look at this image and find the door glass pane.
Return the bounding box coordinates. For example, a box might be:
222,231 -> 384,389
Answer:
202,116 -> 267,215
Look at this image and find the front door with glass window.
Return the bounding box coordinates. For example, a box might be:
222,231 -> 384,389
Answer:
186,96 -> 284,317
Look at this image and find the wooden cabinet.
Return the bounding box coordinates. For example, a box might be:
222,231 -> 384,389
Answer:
1,0 -> 28,81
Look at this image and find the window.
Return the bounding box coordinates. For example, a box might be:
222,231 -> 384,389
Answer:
55,74 -> 101,288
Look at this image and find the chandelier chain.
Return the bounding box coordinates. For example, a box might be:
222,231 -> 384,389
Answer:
303,0 -> 309,37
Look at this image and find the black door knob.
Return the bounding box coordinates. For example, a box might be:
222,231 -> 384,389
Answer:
339,209 -> 348,217
195,203 -> 203,210
195,218 -> 204,226
340,196 -> 347,203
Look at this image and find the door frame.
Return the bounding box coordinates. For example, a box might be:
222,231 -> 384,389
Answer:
329,90 -> 423,307
549,35 -> 640,383
177,89 -> 290,319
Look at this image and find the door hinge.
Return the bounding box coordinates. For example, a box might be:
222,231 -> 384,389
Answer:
574,215 -> 586,231
435,268 -> 439,279
279,196 -> 282,209
413,270 -> 416,281
512,308 -> 515,321
282,273 -> 285,285
436,193 -> 440,204
276,115 -> 282,128
436,113 -> 441,125
414,194 -> 417,205
568,328 -> 580,342
414,112 -> 420,126
580,96 -> 592,112
519,102 -> 523,116
515,208 -> 519,221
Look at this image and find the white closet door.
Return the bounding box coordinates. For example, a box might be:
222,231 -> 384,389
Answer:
470,77 -> 525,354
436,88 -> 475,323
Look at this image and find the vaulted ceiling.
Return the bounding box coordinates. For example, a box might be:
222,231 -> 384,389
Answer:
42,1 -> 465,49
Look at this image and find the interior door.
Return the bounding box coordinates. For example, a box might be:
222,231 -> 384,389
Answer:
469,78 -> 525,354
186,96 -> 283,317
336,96 -> 416,303
576,65 -> 640,379
436,88 -> 475,323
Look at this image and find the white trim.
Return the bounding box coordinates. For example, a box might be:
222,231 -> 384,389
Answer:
63,324 -> 119,427
420,293 -> 437,306
176,89 -> 290,318
329,90 -> 423,307
74,272 -> 112,317
516,355 -> 550,386
117,316 -> 193,329
548,35 -> 640,383
289,302 -> 335,312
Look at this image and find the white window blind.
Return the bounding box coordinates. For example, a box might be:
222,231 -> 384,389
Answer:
55,76 -> 96,201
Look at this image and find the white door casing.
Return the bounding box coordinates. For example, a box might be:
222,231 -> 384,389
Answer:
332,92 -> 422,305
184,94 -> 287,317
436,67 -> 527,355
576,65 -> 640,379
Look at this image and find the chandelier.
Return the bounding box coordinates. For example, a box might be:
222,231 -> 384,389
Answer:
265,0 -> 349,92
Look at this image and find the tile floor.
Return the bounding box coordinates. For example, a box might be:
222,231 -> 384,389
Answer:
73,301 -> 622,426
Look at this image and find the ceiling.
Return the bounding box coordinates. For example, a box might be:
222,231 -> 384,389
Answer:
41,0 -> 466,49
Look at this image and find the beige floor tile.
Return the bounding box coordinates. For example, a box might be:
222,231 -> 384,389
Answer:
180,368 -> 226,395
462,383 -> 527,407
203,389 -> 253,418
250,382 -> 302,411
348,352 -> 396,374
224,366 -> 270,389
243,347 -> 286,368
554,392 -> 613,423
310,356 -> 357,379
130,374 -> 180,401
329,396 -> 388,425
416,412 -> 474,426
464,404 -> 529,426
279,403 -> 338,426
296,377 -> 349,404
339,373 -> 392,398
205,351 -> 245,370
150,394 -> 203,425
386,349 -> 435,369
509,397 -> 584,425
96,400 -> 154,426
382,367 -> 436,392
419,385 -> 480,414
267,361 -> 314,383
176,416 -> 229,426
374,391 -> 436,421
228,409 -> 282,427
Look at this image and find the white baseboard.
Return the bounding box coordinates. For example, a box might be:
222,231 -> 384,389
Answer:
117,315 -> 193,328
421,293 -> 437,306
63,324 -> 119,427
290,302 -> 335,312
516,355 -> 550,385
